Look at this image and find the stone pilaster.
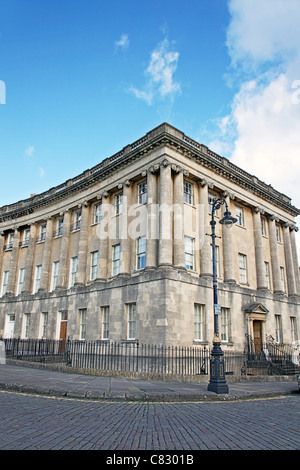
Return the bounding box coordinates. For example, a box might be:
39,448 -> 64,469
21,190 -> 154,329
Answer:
268,216 -> 283,294
39,217 -> 54,291
56,210 -> 71,289
22,223 -> 37,294
158,159 -> 172,267
222,192 -> 236,283
199,180 -> 211,277
173,167 -> 185,269
6,227 -> 20,295
75,202 -> 90,285
253,207 -> 267,290
290,226 -> 300,294
283,223 -> 297,296
119,180 -> 132,275
146,166 -> 158,269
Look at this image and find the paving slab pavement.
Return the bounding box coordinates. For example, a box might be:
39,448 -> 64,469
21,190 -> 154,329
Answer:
0,363 -> 299,401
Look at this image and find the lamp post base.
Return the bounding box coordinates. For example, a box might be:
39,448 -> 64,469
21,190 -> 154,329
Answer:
207,338 -> 229,394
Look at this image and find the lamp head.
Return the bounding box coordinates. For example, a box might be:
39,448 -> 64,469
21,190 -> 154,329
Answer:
219,210 -> 237,228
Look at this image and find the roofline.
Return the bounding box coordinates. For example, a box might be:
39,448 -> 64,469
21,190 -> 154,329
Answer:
0,122 -> 299,222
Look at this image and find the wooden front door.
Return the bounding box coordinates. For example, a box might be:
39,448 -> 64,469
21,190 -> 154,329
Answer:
253,320 -> 262,354
59,321 -> 67,341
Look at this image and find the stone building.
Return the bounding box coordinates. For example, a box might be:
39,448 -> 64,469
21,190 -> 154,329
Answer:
0,123 -> 299,351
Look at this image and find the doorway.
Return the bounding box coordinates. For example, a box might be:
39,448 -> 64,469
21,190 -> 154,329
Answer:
59,311 -> 68,341
4,314 -> 15,338
253,320 -> 262,354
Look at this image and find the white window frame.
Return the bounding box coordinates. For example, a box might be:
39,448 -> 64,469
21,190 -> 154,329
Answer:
1,270 -> 9,296
93,203 -> 102,224
127,303 -> 137,340
23,228 -> 30,246
136,237 -> 146,270
276,224 -> 282,242
70,256 -> 78,287
220,308 -> 229,342
38,223 -> 46,243
112,244 -> 120,276
235,205 -> 244,227
184,236 -> 195,270
194,304 -> 204,341
90,251 -> 98,281
34,265 -> 42,293
51,261 -> 59,290
114,192 -> 123,216
238,253 -> 247,284
18,268 -> 25,295
79,308 -> 87,340
184,180 -> 193,205
138,181 -> 147,205
101,306 -> 110,340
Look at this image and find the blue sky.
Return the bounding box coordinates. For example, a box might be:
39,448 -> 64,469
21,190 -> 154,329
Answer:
1,0 -> 300,255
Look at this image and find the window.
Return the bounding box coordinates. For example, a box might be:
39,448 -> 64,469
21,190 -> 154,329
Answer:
5,233 -> 14,250
194,304 -> 204,341
34,265 -> 42,293
41,312 -> 48,339
18,268 -> 25,295
261,216 -> 267,236
90,251 -> 98,280
54,218 -> 63,237
138,181 -> 147,205
38,223 -> 46,243
51,261 -> 59,290
127,303 -> 137,340
70,257 -> 78,287
136,238 -> 146,270
101,306 -> 110,340
235,205 -> 244,227
23,313 -> 31,339
115,193 -> 123,216
79,309 -> 87,340
210,244 -> 220,277
290,317 -> 297,343
275,315 -> 282,343
265,262 -> 271,289
184,236 -> 195,270
72,210 -> 81,232
1,271 -> 9,296
93,203 -> 102,224
276,224 -> 281,242
220,308 -> 229,342
184,181 -> 193,205
208,193 -> 219,216
238,253 -> 247,284
280,267 -> 286,292
112,244 -> 120,276
21,228 -> 30,247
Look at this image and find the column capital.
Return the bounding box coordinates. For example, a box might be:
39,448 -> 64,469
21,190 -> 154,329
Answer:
252,206 -> 264,214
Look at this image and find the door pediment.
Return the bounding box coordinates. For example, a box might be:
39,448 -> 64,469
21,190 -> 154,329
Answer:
244,303 -> 269,321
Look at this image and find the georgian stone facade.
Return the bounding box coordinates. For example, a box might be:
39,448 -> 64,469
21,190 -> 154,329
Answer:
0,123 -> 299,350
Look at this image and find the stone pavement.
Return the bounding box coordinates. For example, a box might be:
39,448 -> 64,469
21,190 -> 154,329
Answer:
0,362 -> 299,401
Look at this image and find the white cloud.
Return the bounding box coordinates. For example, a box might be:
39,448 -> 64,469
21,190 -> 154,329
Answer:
214,0 -> 300,259
25,145 -> 35,157
129,38 -> 181,105
39,167 -> 45,177
115,34 -> 129,50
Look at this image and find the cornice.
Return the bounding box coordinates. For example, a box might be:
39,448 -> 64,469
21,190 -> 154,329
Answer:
0,122 -> 299,222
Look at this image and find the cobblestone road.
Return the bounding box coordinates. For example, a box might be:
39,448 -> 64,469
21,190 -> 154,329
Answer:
0,390 -> 299,451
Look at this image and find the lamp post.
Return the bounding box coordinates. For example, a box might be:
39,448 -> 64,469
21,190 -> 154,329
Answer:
207,198 -> 237,394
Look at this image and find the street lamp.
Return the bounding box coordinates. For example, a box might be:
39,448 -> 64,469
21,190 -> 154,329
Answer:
207,198 -> 237,394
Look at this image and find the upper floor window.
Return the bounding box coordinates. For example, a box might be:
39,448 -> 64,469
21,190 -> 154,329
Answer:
115,193 -> 123,216
20,228 -> 30,247
276,224 -> 282,242
70,256 -> 78,287
138,181 -> 147,205
1,270 -> 9,296
136,237 -> 146,270
235,205 -> 244,227
184,181 -> 193,205
184,236 -> 195,270
90,251 -> 98,281
112,244 -> 120,276
238,253 -> 247,284
34,265 -> 42,293
51,261 -> 59,291
71,210 -> 81,232
18,268 -> 25,295
37,223 -> 46,243
280,266 -> 286,292
265,261 -> 271,289
56,218 -> 64,237
208,193 -> 220,216
5,232 -> 14,250
93,203 -> 102,224
261,216 -> 267,236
